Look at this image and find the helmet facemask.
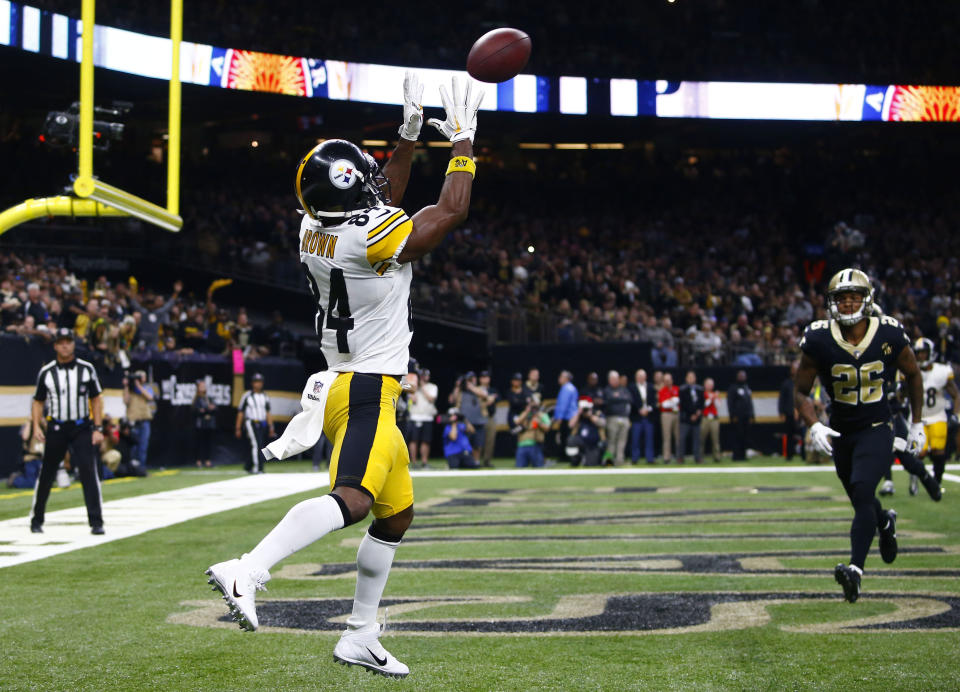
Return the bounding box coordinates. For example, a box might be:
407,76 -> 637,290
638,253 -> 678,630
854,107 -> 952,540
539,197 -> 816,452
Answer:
362,153 -> 391,207
826,269 -> 874,327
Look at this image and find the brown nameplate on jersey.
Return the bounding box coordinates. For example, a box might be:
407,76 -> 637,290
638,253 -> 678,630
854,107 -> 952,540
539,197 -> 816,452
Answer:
301,230 -> 338,259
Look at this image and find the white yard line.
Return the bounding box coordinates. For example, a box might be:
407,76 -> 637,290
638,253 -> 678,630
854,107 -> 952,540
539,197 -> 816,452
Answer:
2,463 -> 957,569
0,473 -> 330,569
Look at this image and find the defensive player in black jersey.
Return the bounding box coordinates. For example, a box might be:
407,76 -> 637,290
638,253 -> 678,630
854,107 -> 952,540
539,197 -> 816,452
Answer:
794,269 -> 925,603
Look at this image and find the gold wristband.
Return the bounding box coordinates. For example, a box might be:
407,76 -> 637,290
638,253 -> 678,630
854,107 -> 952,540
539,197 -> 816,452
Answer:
445,156 -> 476,178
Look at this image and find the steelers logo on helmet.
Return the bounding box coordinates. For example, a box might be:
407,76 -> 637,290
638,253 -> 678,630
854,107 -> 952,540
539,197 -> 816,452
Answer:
329,159 -> 360,190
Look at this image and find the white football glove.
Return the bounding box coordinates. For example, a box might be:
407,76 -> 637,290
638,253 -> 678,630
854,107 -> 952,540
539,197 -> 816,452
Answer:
907,422 -> 926,455
427,76 -> 484,143
809,421 -> 841,456
398,71 -> 424,141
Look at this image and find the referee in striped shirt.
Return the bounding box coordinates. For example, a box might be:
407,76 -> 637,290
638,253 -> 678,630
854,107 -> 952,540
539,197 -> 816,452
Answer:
235,373 -> 274,473
30,327 -> 105,534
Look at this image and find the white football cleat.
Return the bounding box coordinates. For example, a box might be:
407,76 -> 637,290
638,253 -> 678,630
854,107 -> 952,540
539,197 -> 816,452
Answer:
879,479 -> 894,496
333,624 -> 409,679
205,557 -> 270,631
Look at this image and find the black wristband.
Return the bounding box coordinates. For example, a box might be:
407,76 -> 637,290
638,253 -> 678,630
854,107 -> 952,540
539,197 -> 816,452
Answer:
93,425 -> 104,433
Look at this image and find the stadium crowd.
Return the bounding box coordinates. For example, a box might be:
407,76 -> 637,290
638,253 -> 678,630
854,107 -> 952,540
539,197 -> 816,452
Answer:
28,0 -> 960,84
0,250 -> 299,362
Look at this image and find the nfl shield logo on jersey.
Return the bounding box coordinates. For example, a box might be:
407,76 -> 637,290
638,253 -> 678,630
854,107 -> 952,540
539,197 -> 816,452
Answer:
313,380 -> 324,395
329,159 -> 357,189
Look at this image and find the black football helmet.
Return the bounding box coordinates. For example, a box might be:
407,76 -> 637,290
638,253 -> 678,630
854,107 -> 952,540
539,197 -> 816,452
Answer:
295,139 -> 389,220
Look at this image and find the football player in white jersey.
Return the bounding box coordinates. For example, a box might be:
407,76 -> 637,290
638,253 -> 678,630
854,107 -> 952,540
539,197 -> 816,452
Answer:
911,337 -> 959,486
206,73 -> 484,678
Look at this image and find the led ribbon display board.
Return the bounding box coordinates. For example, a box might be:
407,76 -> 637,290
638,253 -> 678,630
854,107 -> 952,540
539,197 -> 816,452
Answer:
2,0 -> 958,121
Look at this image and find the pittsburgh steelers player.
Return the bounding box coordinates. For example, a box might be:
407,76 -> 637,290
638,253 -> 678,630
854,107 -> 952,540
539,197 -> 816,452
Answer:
908,337 -> 959,489
794,269 -> 925,603
877,375 -> 942,501
206,73 -> 484,678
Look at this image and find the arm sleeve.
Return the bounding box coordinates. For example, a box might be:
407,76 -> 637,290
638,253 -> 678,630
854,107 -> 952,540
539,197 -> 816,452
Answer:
85,365 -> 103,398
265,396 -> 271,412
365,208 -> 413,273
34,371 -> 47,401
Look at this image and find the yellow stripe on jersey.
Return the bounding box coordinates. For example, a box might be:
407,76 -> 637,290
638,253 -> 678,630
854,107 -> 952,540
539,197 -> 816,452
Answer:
366,210 -> 406,241
366,218 -> 413,266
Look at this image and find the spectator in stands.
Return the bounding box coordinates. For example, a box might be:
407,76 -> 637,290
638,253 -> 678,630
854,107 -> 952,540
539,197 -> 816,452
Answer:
677,370 -> 705,464
701,377 -> 722,462
265,310 -> 296,356
123,369 -> 155,472
692,321 -> 724,365
727,370 -> 755,460
658,373 -> 679,463
193,379 -> 218,468
442,408 -> 477,470
602,369 -> 632,466
652,340 -> 678,368
1,279 -> 22,328
629,368 -> 657,465
515,398 -> 551,468
552,370 -> 578,464
128,280 -> 182,352
406,368 -> 437,469
22,282 -> 48,325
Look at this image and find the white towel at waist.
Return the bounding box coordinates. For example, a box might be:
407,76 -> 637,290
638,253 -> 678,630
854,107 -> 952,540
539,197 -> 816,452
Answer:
262,370 -> 338,460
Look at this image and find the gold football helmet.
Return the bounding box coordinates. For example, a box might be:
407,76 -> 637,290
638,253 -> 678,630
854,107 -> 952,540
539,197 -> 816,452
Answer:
827,268 -> 874,326
913,337 -> 934,368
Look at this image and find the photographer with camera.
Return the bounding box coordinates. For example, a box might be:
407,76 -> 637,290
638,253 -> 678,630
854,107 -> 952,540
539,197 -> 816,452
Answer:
515,397 -> 551,468
565,396 -> 606,467
442,408 -> 479,469
123,369 -> 155,472
459,371 -> 496,467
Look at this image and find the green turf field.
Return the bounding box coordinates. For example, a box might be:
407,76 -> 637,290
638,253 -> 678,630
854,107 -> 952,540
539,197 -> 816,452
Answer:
1,459 -> 957,691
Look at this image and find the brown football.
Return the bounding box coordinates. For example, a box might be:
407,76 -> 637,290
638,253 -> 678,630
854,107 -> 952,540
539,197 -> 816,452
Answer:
466,28 -> 532,83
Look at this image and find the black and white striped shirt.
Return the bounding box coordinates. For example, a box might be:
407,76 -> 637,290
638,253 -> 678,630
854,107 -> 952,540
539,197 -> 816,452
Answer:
238,391 -> 270,422
34,358 -> 103,422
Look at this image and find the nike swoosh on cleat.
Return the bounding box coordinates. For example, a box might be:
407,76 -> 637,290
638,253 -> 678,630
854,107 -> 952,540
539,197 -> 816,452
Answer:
366,647 -> 387,667
232,580 -> 243,598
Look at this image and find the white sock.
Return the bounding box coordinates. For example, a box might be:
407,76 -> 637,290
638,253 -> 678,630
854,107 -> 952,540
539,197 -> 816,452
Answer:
346,531 -> 400,631
850,564 -> 863,576
244,495 -> 345,571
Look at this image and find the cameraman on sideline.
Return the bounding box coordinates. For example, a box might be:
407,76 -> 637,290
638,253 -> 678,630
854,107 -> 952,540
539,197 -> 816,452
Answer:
442,408 -> 478,469
123,369 -> 155,472
566,396 -> 606,467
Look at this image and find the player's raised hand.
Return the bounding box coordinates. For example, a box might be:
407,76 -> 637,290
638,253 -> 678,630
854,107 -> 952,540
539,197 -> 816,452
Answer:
427,76 -> 483,143
809,421 -> 840,456
398,71 -> 425,141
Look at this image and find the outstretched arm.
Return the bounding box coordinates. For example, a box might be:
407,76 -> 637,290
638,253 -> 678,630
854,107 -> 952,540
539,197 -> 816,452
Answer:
398,77 -> 483,264
384,72 -> 423,206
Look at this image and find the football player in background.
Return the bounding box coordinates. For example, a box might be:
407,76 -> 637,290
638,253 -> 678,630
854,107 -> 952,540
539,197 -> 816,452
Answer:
207,73 -> 484,678
909,337 -> 959,487
794,269 -> 925,603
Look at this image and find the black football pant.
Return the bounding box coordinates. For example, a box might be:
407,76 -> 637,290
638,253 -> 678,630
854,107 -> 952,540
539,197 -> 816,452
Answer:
244,420 -> 268,473
31,422 -> 103,528
833,424 -> 894,570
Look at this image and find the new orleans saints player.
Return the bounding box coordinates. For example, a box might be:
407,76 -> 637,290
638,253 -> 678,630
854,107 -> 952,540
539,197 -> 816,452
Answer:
909,337 -> 959,488
206,73 -> 484,678
795,269 -> 925,603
